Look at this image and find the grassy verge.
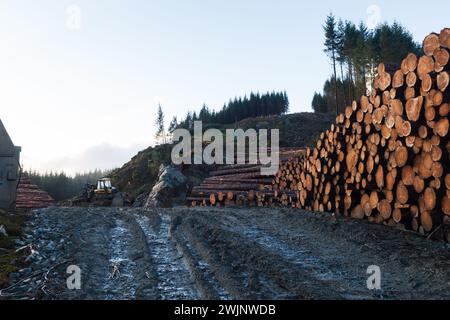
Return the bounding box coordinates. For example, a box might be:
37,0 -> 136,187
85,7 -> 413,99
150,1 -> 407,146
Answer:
0,209 -> 28,288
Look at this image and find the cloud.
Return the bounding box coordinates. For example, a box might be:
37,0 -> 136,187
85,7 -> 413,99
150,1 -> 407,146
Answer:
28,142 -> 148,175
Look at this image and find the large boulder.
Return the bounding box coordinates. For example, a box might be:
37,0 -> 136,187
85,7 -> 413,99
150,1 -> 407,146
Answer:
144,165 -> 188,208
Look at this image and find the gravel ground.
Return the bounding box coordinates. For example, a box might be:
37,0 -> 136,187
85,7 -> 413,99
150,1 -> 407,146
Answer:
1,206 -> 449,300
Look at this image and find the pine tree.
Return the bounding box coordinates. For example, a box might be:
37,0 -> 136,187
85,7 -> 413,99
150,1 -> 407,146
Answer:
342,20 -> 359,100
312,92 -> 327,114
155,104 -> 166,144
185,111 -> 193,130
176,91 -> 290,127
372,22 -> 421,65
316,17 -> 420,114
323,13 -> 339,116
199,104 -> 209,122
283,91 -> 290,113
168,116 -> 178,133
355,22 -> 371,96
336,19 -> 348,106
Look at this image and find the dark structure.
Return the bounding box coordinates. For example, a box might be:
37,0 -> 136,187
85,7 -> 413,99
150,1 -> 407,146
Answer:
0,119 -> 21,209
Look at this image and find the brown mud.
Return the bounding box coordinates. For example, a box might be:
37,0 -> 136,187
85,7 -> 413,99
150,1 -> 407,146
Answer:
1,207 -> 449,300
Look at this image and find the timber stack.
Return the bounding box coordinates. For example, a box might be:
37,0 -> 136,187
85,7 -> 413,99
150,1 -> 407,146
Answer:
286,29 -> 450,239
187,148 -> 306,207
16,175 -> 56,210
188,29 -> 450,241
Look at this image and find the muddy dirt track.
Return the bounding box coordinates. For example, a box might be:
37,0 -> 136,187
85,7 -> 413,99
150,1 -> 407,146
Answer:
2,207 -> 450,300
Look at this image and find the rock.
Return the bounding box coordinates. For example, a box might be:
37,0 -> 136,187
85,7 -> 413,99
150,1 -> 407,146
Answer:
46,240 -> 56,252
0,225 -> 8,237
144,165 -> 188,208
132,192 -> 149,207
19,268 -> 32,276
25,248 -> 40,263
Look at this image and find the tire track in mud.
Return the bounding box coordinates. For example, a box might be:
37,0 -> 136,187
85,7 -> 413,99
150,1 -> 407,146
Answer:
221,212 -> 373,299
66,209 -> 115,300
58,209 -> 159,300
258,209 -> 450,299
171,219 -> 232,300
16,207 -> 450,300
104,218 -> 139,300
177,219 -> 284,300
179,208 -> 450,300
177,212 -> 344,299
234,210 -> 427,299
134,212 -> 199,300
232,221 -> 342,281
61,210 -> 158,299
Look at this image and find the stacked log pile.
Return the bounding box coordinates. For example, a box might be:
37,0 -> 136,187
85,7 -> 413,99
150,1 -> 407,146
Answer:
279,30 -> 450,238
187,148 -> 306,207
189,29 -> 450,240
15,176 -> 55,210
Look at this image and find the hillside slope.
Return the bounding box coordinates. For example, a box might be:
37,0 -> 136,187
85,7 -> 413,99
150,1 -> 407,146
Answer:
109,144 -> 172,198
224,112 -> 334,147
109,144 -> 211,199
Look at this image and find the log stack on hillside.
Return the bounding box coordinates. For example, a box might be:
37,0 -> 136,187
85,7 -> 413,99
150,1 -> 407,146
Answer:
189,29 -> 450,241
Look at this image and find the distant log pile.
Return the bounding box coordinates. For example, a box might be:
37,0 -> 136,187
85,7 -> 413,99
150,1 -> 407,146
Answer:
187,148 -> 306,207
188,29 -> 450,241
16,176 -> 55,210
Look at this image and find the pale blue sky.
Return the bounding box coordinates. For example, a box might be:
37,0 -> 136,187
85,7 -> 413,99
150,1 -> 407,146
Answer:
0,0 -> 448,173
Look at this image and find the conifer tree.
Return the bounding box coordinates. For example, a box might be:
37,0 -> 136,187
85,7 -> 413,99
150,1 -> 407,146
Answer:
323,13 -> 339,116
155,104 -> 166,144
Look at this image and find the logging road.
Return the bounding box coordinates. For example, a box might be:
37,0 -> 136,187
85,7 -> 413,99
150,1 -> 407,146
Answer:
3,207 -> 450,300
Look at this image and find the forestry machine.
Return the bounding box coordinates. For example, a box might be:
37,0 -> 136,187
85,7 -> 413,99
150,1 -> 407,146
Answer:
73,178 -> 123,207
